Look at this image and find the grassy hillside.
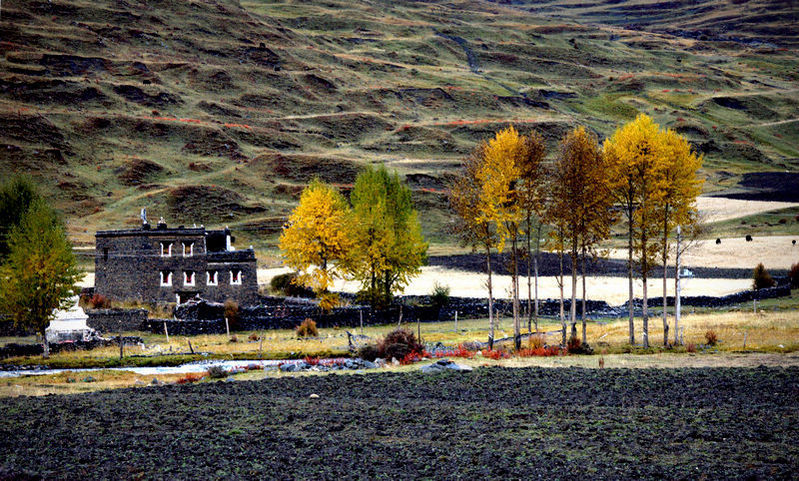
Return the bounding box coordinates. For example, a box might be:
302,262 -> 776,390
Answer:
1,0 -> 797,257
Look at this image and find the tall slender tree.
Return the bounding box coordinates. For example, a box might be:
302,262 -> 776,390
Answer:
517,131 -> 547,334
548,127 -> 612,343
448,145 -> 500,349
605,114 -> 669,347
656,129 -> 703,346
477,126 -> 528,350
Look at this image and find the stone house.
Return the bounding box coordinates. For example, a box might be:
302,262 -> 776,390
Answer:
94,218 -> 258,305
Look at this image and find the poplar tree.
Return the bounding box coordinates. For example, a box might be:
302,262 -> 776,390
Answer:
448,145 -> 500,348
279,179 -> 353,311
517,131 -> 547,334
477,126 -> 527,350
0,199 -> 81,357
605,114 -> 668,348
657,129 -> 703,346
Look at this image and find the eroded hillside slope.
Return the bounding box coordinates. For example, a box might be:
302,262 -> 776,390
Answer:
1,0 -> 797,250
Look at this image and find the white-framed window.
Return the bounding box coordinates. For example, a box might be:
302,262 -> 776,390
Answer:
230,269 -> 242,285
183,242 -> 194,257
206,270 -> 218,286
184,271 -> 195,287
160,270 -> 173,287
160,242 -> 173,257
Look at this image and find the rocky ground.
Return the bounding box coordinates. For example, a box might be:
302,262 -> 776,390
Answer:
1,366 -> 797,479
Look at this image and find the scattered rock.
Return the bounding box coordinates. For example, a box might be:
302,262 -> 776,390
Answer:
82,376 -> 96,383
420,358 -> 473,373
391,357 -> 400,366
151,378 -> 162,385
309,393 -> 319,399
134,380 -> 147,386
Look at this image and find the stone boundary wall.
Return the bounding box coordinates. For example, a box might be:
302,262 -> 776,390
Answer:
32,285 -> 791,338
86,309 -> 149,334
0,337 -> 143,359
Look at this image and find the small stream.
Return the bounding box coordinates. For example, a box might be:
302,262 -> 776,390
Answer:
0,358 -> 313,379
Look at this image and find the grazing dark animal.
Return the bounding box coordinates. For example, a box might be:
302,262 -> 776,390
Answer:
715,238 -> 721,244
746,235 -> 753,242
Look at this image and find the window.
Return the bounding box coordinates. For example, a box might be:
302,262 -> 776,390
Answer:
160,271 -> 172,287
184,271 -> 195,287
230,270 -> 242,285
160,242 -> 173,257
183,242 -> 194,257
206,270 -> 218,286
102,248 -> 108,262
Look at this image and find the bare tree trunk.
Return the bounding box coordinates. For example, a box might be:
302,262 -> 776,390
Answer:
534,223 -> 541,335
570,238 -> 578,341
662,208 -> 670,346
674,225 -> 682,345
627,207 -> 635,345
512,233 -> 521,351
42,332 -> 50,359
581,245 -> 587,345
526,214 -> 532,333
486,245 -> 495,350
642,256 -> 650,349
559,248 -> 566,347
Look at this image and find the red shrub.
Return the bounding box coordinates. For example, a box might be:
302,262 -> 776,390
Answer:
400,351 -> 424,365
483,349 -> 509,360
89,293 -> 111,309
303,356 -> 320,366
176,373 -> 203,385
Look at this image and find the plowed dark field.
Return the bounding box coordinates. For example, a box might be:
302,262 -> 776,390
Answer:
2,367 -> 798,480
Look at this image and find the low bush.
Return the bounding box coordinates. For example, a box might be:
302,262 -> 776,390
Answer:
357,344 -> 381,362
753,263 -> 776,290
176,373 -> 204,384
705,330 -> 718,346
228,335 -> 238,343
270,272 -> 314,298
435,345 -> 474,359
303,356 -> 320,366
483,349 -> 509,360
686,343 -> 697,353
400,351 -> 424,365
528,334 -> 545,350
789,263 -> 799,289
295,318 -> 318,338
207,366 -> 228,379
248,332 -> 260,341
430,282 -> 450,310
378,329 -> 423,361
224,299 -> 239,330
83,293 -> 111,309
517,346 -> 561,357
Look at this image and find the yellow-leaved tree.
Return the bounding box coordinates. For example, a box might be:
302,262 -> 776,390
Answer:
656,128 -> 703,345
549,126 -> 615,345
477,125 -> 528,350
605,114 -> 669,347
279,179 -> 353,311
448,144 -> 500,348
